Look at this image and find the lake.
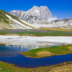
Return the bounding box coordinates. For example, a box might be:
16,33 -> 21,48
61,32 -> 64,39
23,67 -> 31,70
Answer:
0,45 -> 72,68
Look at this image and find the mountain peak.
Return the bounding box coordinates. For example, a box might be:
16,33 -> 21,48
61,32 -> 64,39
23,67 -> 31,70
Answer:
10,6 -> 54,23
40,6 -> 49,10
26,6 -> 53,19
31,6 -> 49,10
32,6 -> 39,8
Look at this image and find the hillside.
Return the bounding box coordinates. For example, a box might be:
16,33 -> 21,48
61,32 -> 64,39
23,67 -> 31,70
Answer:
0,10 -> 36,29
0,9 -> 72,29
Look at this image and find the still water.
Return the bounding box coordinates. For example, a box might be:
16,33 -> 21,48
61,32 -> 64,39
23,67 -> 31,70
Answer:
0,45 -> 72,68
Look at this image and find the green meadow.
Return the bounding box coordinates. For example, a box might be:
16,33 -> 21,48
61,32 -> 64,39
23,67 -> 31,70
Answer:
20,44 -> 72,58
0,29 -> 72,36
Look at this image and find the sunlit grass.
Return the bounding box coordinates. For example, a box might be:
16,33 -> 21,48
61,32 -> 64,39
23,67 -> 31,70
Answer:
0,61 -> 72,72
20,44 -> 72,58
0,29 -> 72,36
39,28 -> 72,31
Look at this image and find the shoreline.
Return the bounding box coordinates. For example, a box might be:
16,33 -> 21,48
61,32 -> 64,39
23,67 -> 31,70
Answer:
0,61 -> 72,72
19,44 -> 72,58
19,52 -> 72,58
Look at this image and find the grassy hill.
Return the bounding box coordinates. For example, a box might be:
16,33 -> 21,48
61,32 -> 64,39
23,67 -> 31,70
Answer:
0,10 -> 12,28
0,10 -> 9,23
0,10 -> 20,29
0,10 -> 21,23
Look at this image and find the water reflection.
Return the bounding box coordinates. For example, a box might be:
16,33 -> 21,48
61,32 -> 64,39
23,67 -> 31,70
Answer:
0,43 -> 63,57
0,44 -> 30,57
6,44 -> 39,49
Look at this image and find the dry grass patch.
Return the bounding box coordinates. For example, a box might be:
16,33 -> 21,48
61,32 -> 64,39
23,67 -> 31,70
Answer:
5,34 -> 19,36
40,28 -> 72,31
37,51 -> 53,57
68,46 -> 72,51
50,63 -> 72,72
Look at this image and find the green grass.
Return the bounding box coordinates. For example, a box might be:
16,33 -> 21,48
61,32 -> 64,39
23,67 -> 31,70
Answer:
0,29 -> 72,36
0,10 -> 20,29
0,10 -> 19,23
15,31 -> 72,36
0,10 -> 9,23
0,61 -> 27,72
0,31 -> 8,35
0,61 -> 72,72
20,44 -> 72,58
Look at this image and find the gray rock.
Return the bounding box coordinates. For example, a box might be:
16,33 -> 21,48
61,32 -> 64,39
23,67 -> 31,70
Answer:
10,6 -> 53,24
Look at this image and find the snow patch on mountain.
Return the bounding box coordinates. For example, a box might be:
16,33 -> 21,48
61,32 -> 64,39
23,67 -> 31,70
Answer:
6,14 -> 32,29
48,17 -> 58,22
20,19 -> 39,28
34,9 -> 40,14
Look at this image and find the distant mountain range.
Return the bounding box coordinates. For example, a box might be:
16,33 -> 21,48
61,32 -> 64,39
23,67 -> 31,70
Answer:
0,6 -> 72,29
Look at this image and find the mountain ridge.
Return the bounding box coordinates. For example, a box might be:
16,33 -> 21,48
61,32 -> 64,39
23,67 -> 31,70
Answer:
0,8 -> 72,29
10,6 -> 54,24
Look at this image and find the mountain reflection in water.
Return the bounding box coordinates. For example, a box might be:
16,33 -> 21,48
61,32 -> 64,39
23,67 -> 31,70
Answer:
0,44 -> 30,57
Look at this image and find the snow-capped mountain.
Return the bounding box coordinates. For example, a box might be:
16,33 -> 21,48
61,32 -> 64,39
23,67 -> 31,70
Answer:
26,6 -> 53,19
35,18 -> 72,28
10,6 -> 54,24
50,18 -> 72,28
9,5 -> 72,29
0,6 -> 72,29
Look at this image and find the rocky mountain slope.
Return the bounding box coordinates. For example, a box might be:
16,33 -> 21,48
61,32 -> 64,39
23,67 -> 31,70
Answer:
0,5 -> 72,29
36,18 -> 72,28
50,19 -> 72,28
10,6 -> 72,29
0,10 -> 36,29
10,6 -> 54,24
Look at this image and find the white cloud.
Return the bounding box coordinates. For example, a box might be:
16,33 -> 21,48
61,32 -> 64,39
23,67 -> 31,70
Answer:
47,17 -> 58,22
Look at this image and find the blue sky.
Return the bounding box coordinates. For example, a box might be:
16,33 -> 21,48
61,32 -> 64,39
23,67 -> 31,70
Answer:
0,0 -> 72,19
